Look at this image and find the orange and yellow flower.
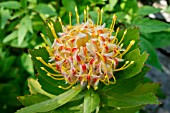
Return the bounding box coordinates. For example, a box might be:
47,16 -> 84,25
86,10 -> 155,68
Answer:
36,6 -> 135,90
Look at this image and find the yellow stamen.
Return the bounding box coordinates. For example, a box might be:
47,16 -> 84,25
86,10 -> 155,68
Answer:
86,6 -> 89,20
69,12 -> 72,26
96,52 -> 105,62
97,9 -> 100,26
114,61 -> 129,71
111,49 -> 121,59
47,74 -> 64,80
94,86 -> 98,90
36,57 -> 60,73
40,67 -> 64,80
40,67 -> 62,77
58,79 -> 77,90
87,86 -> 90,89
110,14 -> 117,33
116,50 -> 123,58
46,62 -> 55,66
73,60 -> 77,66
36,57 -> 49,67
84,9 -> 86,22
109,74 -> 116,84
72,85 -> 81,90
50,77 -> 64,80
110,14 -> 116,29
87,83 -> 90,89
111,37 -> 118,44
101,76 -> 109,85
120,43 -> 124,48
75,6 -> 79,24
42,43 -> 53,57
88,66 -> 93,75
47,22 -> 59,40
115,27 -> 120,37
105,74 -> 110,84
103,64 -> 107,74
58,17 -> 62,26
111,28 -> 119,44
114,61 -> 134,71
122,61 -> 134,70
40,33 -> 50,47
117,29 -> 127,45
48,63 -> 61,73
58,17 -> 65,31
121,40 -> 135,56
100,8 -> 103,25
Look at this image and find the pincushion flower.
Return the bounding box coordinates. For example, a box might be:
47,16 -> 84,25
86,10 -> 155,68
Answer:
16,5 -> 160,113
36,7 -> 135,90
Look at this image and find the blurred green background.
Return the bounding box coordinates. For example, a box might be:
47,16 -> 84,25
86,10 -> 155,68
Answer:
0,0 -> 170,112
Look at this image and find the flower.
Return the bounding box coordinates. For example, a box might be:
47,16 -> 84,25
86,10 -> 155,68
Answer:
36,6 -> 135,90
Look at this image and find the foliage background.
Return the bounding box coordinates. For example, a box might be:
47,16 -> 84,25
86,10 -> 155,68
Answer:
0,0 -> 170,113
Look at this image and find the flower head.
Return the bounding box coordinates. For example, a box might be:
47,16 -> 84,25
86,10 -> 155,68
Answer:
37,6 -> 135,90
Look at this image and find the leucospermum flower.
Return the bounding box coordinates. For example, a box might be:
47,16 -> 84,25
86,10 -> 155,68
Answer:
36,6 -> 135,90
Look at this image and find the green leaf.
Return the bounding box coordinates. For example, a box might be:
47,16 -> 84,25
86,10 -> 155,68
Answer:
99,101 -> 144,112
120,0 -> 138,14
83,89 -> 100,113
112,105 -> 143,113
3,31 -> 17,43
21,53 -> 34,75
102,66 -> 151,94
37,76 -> 65,96
0,1 -> 21,9
116,48 -> 148,79
20,0 -> 27,8
51,93 -> 84,113
35,3 -> 57,16
28,78 -> 56,98
16,86 -> 82,113
6,18 -> 20,31
140,37 -> 162,70
109,0 -> 118,9
89,0 -> 105,5
18,94 -> 50,106
62,0 -> 76,12
142,31 -> 170,48
29,47 -> 66,95
88,11 -> 98,24
128,83 -> 160,95
117,28 -> 140,53
103,83 -> 159,108
51,104 -> 83,113
17,15 -> 33,45
132,18 -> 170,33
0,8 -> 11,29
115,11 -> 128,23
107,92 -> 159,108
18,23 -> 28,46
137,6 -> 160,16
21,15 -> 33,33
104,0 -> 118,11
2,56 -> 16,72
28,0 -> 37,4
0,83 -> 21,107
10,38 -> 28,48
11,10 -> 26,20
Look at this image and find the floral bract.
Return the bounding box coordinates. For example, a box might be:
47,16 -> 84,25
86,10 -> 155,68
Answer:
36,7 -> 135,90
